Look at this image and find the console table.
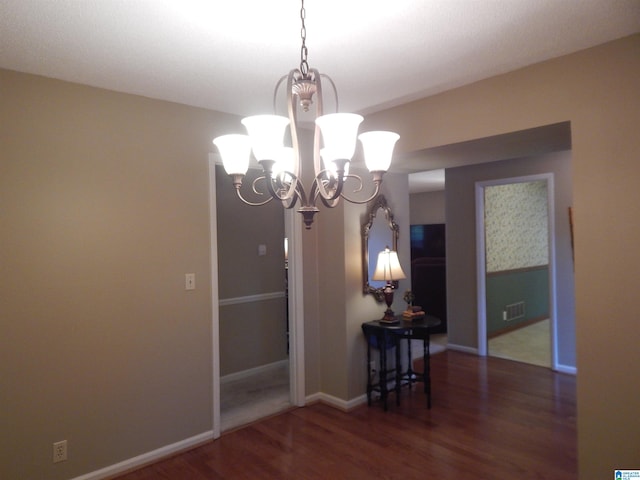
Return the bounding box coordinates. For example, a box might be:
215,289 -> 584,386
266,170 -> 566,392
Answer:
361,315 -> 441,411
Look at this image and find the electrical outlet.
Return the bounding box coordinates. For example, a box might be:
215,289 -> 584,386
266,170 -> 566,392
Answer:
369,361 -> 376,374
53,440 -> 67,463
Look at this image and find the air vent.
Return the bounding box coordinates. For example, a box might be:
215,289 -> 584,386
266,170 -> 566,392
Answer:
504,301 -> 525,321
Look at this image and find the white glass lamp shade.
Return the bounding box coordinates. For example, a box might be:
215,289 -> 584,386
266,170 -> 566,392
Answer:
358,131 -> 400,173
372,247 -> 406,281
213,134 -> 252,176
241,114 -> 290,161
315,113 -> 363,162
273,147 -> 295,180
320,148 -> 350,178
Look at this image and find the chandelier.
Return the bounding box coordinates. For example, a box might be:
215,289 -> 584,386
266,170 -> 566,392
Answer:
213,0 -> 399,229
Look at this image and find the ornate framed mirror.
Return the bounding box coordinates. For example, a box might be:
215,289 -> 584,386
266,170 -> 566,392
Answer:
362,195 -> 400,302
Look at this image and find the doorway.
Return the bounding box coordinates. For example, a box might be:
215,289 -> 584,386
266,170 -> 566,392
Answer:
476,174 -> 558,370
208,158 -> 305,438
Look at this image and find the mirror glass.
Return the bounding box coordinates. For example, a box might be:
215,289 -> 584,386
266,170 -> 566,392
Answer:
363,195 -> 399,302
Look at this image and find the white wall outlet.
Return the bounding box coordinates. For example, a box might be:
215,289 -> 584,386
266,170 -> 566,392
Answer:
53,440 -> 67,463
258,244 -> 267,256
185,273 -> 196,290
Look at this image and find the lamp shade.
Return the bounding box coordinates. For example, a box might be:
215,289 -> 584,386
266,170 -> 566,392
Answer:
358,131 -> 400,173
321,148 -> 350,178
273,146 -> 295,180
241,114 -> 290,161
213,134 -> 252,176
315,113 -> 363,162
372,247 -> 406,282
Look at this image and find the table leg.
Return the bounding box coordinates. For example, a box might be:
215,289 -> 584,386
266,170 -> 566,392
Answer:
379,333 -> 388,411
395,335 -> 401,405
366,339 -> 372,406
424,332 -> 432,409
406,334 -> 414,388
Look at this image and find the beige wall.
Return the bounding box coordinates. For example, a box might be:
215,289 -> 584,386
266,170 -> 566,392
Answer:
364,34 -> 640,479
0,69 -> 236,479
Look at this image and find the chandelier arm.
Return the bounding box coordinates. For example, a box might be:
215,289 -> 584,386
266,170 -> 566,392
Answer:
251,176 -> 268,195
339,181 -> 383,205
259,161 -> 310,209
288,171 -> 311,208
281,193 -> 298,210
234,184 -> 274,207
271,176 -> 302,210
318,190 -> 341,209
309,174 -> 343,209
315,159 -> 355,202
341,173 -> 365,194
310,68 -> 324,183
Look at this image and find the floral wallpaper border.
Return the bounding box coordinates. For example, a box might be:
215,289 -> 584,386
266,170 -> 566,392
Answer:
485,181 -> 549,273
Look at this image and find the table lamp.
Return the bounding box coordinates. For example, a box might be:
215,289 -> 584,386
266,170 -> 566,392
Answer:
372,246 -> 406,323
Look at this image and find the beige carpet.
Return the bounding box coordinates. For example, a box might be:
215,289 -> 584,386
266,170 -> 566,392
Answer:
220,362 -> 290,432
489,319 -> 551,368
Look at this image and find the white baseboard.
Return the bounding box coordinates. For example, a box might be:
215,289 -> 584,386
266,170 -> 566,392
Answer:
555,364 -> 577,375
447,343 -> 479,355
71,431 -> 213,480
306,392 -> 367,411
221,359 -> 288,384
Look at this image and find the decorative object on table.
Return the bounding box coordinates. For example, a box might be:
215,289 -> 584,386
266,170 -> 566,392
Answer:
403,305 -> 426,320
403,290 -> 415,308
372,246 -> 406,323
212,0 -> 400,230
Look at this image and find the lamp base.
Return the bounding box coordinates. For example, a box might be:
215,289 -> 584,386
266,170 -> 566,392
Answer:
379,308 -> 399,324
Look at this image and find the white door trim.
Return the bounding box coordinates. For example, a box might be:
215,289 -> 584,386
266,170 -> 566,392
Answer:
285,209 -> 306,406
208,154 -> 221,439
208,158 -> 305,440
475,173 -> 559,371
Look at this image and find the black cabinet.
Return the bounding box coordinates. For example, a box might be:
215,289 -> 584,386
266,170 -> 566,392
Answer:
410,224 -> 447,334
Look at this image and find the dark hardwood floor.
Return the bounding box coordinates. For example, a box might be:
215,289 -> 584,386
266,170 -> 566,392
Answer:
113,351 -> 576,479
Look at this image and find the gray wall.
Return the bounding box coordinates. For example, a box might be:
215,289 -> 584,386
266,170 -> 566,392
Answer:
215,165 -> 287,376
445,151 -> 575,368
410,190 -> 445,225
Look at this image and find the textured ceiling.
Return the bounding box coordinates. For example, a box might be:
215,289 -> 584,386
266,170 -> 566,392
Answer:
2,0 -> 639,117
1,1 -> 639,192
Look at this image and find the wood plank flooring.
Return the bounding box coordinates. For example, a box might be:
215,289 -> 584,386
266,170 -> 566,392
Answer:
113,351 -> 576,479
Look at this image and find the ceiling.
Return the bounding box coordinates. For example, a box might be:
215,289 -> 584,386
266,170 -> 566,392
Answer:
2,1 -> 639,192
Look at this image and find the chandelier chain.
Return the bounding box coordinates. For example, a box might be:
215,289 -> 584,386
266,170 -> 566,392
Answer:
299,0 -> 309,76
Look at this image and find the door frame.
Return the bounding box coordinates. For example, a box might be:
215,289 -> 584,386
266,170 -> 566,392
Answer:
475,173 -> 559,370
208,156 -> 305,439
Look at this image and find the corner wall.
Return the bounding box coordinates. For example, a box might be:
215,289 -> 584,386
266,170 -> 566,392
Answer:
364,35 -> 640,479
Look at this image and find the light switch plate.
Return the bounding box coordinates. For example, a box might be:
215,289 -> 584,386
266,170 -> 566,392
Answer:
185,273 -> 196,290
